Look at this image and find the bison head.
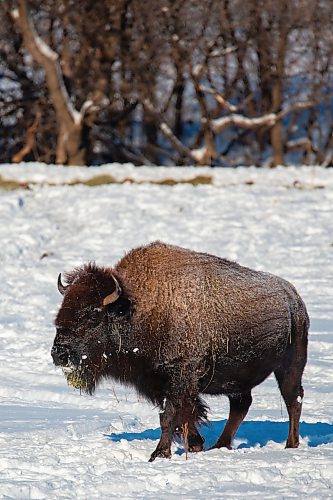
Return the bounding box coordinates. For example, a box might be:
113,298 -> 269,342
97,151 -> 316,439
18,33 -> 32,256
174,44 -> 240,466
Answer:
52,263 -> 131,394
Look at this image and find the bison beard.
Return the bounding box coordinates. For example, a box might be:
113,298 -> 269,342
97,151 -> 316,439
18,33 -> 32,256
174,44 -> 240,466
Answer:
52,241 -> 309,461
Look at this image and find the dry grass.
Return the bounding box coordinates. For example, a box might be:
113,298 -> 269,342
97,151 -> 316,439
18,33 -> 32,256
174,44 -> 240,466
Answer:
181,422 -> 189,460
151,175 -> 213,186
75,174 -> 214,187
71,174 -> 118,186
0,176 -> 30,191
0,173 -> 214,190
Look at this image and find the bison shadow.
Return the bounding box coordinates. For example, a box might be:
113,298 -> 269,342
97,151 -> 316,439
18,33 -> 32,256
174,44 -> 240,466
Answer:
108,420 -> 333,449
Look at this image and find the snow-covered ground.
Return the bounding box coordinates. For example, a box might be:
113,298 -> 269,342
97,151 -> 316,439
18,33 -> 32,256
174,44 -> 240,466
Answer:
0,163 -> 332,499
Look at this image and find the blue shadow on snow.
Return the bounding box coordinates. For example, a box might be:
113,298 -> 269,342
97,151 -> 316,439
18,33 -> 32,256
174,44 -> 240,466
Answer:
108,420 -> 333,449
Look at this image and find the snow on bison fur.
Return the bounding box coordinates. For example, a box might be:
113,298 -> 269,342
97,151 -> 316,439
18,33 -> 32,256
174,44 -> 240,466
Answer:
52,241 -> 309,461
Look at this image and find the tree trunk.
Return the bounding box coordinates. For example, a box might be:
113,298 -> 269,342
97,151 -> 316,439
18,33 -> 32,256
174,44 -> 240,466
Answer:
143,109 -> 159,164
174,73 -> 185,139
12,0 -> 87,165
191,71 -> 217,165
270,78 -> 284,166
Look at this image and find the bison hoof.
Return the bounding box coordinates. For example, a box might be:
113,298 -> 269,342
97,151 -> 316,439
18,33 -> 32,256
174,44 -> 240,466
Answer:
149,448 -> 172,462
285,440 -> 299,449
188,436 -> 204,453
209,442 -> 232,451
188,443 -> 204,453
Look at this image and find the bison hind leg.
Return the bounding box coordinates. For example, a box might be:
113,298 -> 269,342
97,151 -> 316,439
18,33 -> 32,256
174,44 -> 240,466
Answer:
274,319 -> 308,448
275,366 -> 304,448
274,360 -> 306,448
210,392 -> 253,450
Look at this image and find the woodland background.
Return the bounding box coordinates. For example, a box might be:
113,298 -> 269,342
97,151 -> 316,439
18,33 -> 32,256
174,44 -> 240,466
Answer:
1,0 -> 333,167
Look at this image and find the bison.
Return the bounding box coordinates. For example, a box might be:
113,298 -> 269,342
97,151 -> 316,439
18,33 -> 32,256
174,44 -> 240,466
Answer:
52,241 -> 309,461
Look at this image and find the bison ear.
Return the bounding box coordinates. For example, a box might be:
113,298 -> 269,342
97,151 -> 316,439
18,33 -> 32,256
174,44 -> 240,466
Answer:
57,273 -> 68,295
102,275 -> 122,306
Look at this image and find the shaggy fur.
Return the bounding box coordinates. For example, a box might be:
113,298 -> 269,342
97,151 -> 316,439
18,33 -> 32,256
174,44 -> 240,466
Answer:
52,241 -> 309,461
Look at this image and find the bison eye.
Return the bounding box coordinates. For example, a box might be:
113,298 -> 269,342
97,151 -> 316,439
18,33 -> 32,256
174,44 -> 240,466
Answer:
91,307 -> 102,320
81,307 -> 102,322
106,297 -> 131,317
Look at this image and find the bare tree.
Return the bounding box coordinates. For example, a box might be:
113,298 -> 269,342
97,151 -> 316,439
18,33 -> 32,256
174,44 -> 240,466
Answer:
1,0 -> 332,167
11,0 -> 96,164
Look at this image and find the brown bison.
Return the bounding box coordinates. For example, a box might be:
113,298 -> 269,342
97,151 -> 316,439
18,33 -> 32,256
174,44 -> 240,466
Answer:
52,241 -> 309,461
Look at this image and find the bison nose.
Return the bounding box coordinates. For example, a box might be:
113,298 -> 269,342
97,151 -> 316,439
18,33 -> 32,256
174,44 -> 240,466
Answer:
51,345 -> 69,366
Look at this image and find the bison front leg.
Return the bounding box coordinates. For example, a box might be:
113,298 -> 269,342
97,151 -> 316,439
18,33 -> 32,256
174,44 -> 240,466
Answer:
149,399 -> 176,462
173,397 -> 207,453
186,423 -> 205,453
149,366 -> 206,461
149,398 -> 205,461
174,422 -> 205,453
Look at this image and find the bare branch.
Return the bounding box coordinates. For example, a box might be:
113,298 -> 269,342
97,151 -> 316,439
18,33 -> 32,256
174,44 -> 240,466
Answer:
213,101 -> 314,134
12,111 -> 40,163
159,122 -> 198,164
143,99 -> 198,164
213,113 -> 277,133
199,86 -> 238,113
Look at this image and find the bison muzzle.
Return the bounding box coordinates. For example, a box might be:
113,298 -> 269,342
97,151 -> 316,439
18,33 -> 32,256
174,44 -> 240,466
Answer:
52,241 -> 309,461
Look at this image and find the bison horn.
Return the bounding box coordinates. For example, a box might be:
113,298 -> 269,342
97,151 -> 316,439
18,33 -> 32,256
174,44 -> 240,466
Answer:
103,276 -> 121,306
57,273 -> 68,295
